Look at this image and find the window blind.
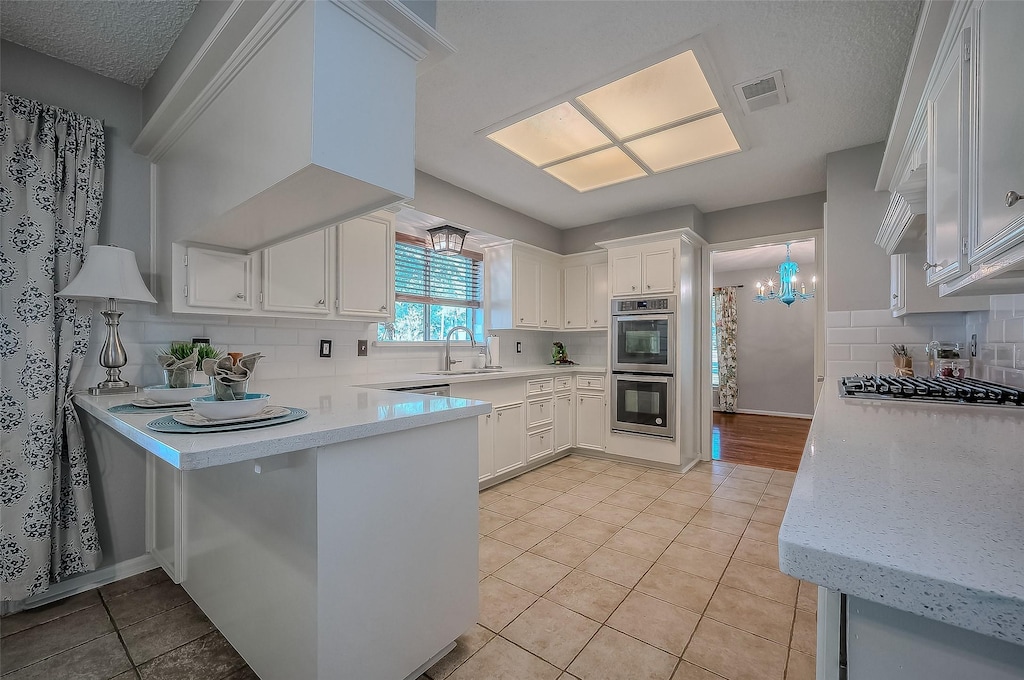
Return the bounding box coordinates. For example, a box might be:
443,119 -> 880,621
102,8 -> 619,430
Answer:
394,236 -> 482,308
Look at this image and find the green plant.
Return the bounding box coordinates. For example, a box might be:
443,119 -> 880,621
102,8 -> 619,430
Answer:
159,342 -> 222,361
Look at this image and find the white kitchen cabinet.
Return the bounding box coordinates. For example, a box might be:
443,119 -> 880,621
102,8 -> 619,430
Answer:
554,392 -> 574,452
527,397 -> 553,428
609,240 -> 678,297
890,252 -> 988,317
478,411 -> 494,483
262,229 -> 332,314
337,213 -> 394,319
576,392 -> 606,451
493,403 -> 525,475
563,265 -> 589,329
184,247 -> 253,310
514,254 -> 540,327
563,257 -> 610,330
539,261 -> 560,329
611,248 -> 642,296
642,246 -> 676,293
589,262 -> 609,328
527,428 -> 554,462
485,242 -> 567,330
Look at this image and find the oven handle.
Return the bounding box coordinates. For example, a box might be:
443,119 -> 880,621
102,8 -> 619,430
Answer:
613,374 -> 674,385
612,313 -> 674,323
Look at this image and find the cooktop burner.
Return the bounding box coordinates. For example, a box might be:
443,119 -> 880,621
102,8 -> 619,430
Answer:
839,375 -> 1024,407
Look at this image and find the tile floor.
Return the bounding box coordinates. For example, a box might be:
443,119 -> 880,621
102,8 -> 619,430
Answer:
0,455 -> 814,680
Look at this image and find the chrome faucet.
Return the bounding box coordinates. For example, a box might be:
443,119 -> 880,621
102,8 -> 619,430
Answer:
444,326 -> 477,371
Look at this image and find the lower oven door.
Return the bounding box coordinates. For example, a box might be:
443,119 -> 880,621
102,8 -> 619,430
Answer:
612,374 -> 675,439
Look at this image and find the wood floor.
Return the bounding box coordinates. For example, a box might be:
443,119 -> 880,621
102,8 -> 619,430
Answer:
712,412 -> 810,472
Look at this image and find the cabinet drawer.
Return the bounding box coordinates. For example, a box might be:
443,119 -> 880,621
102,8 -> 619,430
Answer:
576,375 -> 605,391
527,428 -> 554,461
526,378 -> 554,395
554,376 -> 573,392
526,398 -> 553,428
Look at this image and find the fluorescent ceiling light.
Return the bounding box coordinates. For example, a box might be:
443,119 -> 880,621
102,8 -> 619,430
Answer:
576,50 -> 719,139
543,147 -> 646,192
486,102 -> 611,166
626,113 -> 740,172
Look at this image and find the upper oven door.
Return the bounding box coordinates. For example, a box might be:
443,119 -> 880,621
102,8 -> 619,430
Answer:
612,313 -> 675,373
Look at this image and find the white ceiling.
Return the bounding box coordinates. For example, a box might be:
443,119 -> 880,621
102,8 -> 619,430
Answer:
712,239 -> 815,273
417,0 -> 919,228
0,0 -> 199,88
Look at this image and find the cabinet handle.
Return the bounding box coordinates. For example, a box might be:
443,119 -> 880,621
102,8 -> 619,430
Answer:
646,284 -> 651,289
593,319 -> 598,324
486,414 -> 491,419
379,305 -> 387,311
236,292 -> 245,299
892,293 -> 899,300
318,298 -> 326,305
520,317 -> 524,322
631,285 -> 636,290
1007,191 -> 1023,208
922,262 -> 938,271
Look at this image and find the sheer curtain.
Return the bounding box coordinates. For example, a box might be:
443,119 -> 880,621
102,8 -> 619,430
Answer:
1,92 -> 104,604
713,286 -> 739,412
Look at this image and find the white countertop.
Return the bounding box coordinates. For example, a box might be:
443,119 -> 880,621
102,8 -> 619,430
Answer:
778,380 -> 1024,644
352,364 -> 606,390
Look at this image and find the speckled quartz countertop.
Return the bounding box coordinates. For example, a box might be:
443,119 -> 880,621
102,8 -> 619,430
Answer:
778,379 -> 1024,645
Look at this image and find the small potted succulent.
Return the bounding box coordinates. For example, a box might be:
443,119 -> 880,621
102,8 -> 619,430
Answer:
157,342 -> 222,388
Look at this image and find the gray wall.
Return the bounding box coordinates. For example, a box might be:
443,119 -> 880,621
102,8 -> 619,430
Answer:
1,41 -> 150,571
702,192 -> 825,245
713,266 -> 817,417
560,204 -> 703,254
825,143 -> 891,311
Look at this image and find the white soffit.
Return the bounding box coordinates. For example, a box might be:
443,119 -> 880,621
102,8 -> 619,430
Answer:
712,239 -> 816,273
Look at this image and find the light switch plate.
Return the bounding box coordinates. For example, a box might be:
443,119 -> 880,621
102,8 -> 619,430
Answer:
319,339 -> 332,358
516,341 -> 522,354
357,340 -> 368,357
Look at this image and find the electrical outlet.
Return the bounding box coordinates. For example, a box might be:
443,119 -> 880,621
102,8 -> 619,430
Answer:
970,333 -> 978,357
319,339 -> 332,358
516,341 -> 522,354
357,339 -> 368,356
191,337 -> 211,345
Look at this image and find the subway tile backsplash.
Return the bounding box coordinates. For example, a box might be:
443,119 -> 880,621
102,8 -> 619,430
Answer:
967,293 -> 1024,389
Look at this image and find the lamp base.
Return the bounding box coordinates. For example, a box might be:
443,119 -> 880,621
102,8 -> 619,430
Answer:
88,384 -> 140,396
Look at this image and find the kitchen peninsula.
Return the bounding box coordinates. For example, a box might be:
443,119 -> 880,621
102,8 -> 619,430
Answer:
74,378 -> 490,680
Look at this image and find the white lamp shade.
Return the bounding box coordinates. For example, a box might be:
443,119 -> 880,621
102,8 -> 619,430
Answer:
56,245 -> 157,303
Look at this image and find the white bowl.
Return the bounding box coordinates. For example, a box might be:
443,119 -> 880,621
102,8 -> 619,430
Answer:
143,383 -> 212,404
190,393 -> 270,421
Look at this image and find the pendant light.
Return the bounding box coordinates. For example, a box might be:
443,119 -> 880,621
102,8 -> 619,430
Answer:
753,243 -> 815,306
427,225 -> 469,256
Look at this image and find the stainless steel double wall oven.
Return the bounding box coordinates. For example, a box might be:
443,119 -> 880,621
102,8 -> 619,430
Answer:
611,296 -> 675,439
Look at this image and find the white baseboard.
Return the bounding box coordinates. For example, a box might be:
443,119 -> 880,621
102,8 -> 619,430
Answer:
715,408 -> 812,419
24,554 -> 158,609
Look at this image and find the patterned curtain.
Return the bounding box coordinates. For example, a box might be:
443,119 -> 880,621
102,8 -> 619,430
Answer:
713,287 -> 738,412
1,93 -> 103,603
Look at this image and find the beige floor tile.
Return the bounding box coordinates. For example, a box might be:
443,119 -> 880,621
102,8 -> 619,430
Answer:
721,559 -> 798,605
514,486 -> 564,504
545,571 -> 630,623
586,474 -> 631,490
671,660 -> 727,679
694,461 -> 734,474
636,471 -> 682,488
606,591 -> 700,656
771,470 -> 797,487
490,520 -> 554,550
582,502 -> 640,526
531,533 -> 600,568
477,576 -> 538,632
671,477 -> 720,495
479,536 -> 524,574
796,581 -> 817,613
602,490 -> 655,512
568,483 -> 615,502
575,460 -> 614,473
656,542 -> 729,582
558,674 -> 580,680
719,477 -> 768,493
567,626 -> 678,680
535,475 -> 582,492
730,466 -> 774,483
604,528 -> 671,562
479,490 -> 508,508
658,488 -> 710,509
559,516 -> 620,544
622,481 -> 668,498
492,479 -> 530,494
624,512 -> 685,540
645,500 -> 698,524
426,624 -> 494,679
732,536 -> 780,570
689,509 -> 749,536
479,509 -> 513,535
763,483 -> 793,499
635,564 -> 716,614
757,494 -> 790,511
557,468 -> 599,482
675,524 -> 741,556
712,486 -> 763,505
501,598 -> 600,669
751,506 -> 785,526
561,455 -> 590,465
603,464 -> 647,480
785,650 -> 815,680
487,495 -> 541,519
743,520 -> 780,545
683,617 -> 788,680
791,609 -> 816,655
448,636 -> 560,680
702,497 -> 757,519
547,493 -> 601,515
521,505 -> 578,531
704,585 -> 795,644
494,553 -> 572,596
578,547 -> 653,588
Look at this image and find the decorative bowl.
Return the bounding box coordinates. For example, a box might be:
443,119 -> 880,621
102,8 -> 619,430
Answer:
143,383 -> 212,404
190,393 -> 270,420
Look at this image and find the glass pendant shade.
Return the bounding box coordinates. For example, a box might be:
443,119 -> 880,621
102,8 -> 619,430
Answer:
427,226 -> 469,256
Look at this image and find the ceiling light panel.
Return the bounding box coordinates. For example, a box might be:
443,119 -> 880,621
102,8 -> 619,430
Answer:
625,113 -> 740,173
486,102 -> 611,166
543,147 -> 647,192
575,50 -> 720,140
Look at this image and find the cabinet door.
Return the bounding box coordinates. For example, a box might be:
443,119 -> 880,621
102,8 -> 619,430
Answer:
338,214 -> 394,318
527,429 -> 554,461
493,403 -> 525,474
642,246 -> 676,293
563,265 -> 589,329
514,256 -> 540,327
926,29 -> 970,286
478,411 -> 494,483
185,248 -> 253,310
971,1 -> 1024,261
890,255 -> 906,315
588,262 -> 609,328
576,393 -> 606,451
611,250 -> 642,296
262,230 -> 331,314
539,261 -> 560,329
554,393 -> 574,452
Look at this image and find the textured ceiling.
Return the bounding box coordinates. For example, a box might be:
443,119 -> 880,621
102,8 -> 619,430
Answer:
1,0 -> 199,88
713,239 -> 815,273
417,0 -> 920,229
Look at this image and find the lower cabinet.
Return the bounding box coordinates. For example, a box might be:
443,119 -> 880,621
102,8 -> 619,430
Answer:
576,392 -> 606,451
554,392 -> 574,452
492,403 -> 525,475
478,412 -> 494,483
527,428 -> 554,462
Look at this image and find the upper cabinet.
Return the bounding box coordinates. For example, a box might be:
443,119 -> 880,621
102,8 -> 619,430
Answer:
485,243 -> 564,331
337,213 -> 395,319
608,239 -> 678,297
562,254 -> 609,330
262,230 -> 332,315
610,249 -> 643,296
539,261 -> 561,329
184,248 -> 253,311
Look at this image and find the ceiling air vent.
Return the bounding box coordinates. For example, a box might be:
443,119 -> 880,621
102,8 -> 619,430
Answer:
733,70 -> 787,114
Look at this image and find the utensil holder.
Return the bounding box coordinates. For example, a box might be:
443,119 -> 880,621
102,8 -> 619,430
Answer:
893,356 -> 913,377
164,367 -> 195,389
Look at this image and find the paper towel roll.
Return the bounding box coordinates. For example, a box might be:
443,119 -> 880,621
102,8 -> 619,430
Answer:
486,335 -> 500,367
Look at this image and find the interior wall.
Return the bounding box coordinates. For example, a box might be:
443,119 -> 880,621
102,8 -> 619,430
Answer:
702,192 -> 826,245
713,265 -> 818,417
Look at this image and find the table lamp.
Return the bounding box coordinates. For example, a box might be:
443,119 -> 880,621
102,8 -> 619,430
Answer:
56,245 -> 157,395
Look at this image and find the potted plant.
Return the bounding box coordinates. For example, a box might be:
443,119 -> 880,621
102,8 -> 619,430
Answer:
157,342 -> 222,388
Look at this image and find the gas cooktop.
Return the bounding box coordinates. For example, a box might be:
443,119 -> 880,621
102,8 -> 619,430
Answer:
838,375 -> 1024,407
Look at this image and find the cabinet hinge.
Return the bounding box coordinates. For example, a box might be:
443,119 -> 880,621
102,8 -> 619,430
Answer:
183,285 -> 188,298
962,237 -> 969,256
183,254 -> 188,267
962,35 -> 971,62
335,298 -> 339,311
259,291 -> 264,303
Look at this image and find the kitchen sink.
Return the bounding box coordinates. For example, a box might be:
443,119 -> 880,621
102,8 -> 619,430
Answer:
417,369 -> 506,376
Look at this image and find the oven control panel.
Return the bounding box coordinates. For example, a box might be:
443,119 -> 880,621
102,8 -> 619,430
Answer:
614,296 -> 673,313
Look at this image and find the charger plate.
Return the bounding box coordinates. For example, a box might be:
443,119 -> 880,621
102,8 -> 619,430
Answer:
111,403 -> 190,414
147,408 -> 307,434
172,406 -> 290,427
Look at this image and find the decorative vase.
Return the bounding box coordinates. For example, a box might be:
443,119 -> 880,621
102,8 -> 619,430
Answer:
164,367 -> 195,389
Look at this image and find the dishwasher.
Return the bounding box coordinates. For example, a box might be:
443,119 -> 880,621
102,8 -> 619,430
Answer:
387,384 -> 451,397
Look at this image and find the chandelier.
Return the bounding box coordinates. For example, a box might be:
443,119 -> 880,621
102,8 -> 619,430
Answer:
753,243 -> 815,306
